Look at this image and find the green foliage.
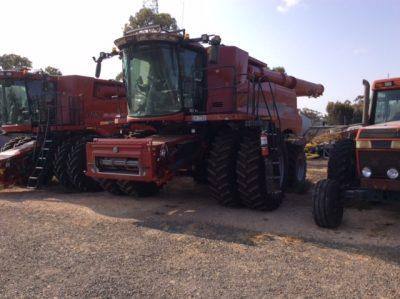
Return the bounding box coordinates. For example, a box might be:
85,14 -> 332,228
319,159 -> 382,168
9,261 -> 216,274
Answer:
272,66 -> 286,74
44,66 -> 62,76
301,108 -> 323,124
115,72 -> 123,81
326,100 -> 356,125
0,54 -> 32,70
124,8 -> 178,33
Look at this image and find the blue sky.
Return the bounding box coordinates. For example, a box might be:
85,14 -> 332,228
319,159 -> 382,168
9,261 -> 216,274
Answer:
1,0 -> 399,113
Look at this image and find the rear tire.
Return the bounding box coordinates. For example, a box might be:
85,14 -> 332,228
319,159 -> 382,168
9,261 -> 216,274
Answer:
236,131 -> 283,211
328,139 -> 356,186
313,179 -> 343,228
54,140 -> 75,189
207,129 -> 240,207
67,137 -> 101,192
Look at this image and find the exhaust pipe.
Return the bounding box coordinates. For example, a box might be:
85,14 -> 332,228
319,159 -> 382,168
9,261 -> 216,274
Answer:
362,79 -> 370,126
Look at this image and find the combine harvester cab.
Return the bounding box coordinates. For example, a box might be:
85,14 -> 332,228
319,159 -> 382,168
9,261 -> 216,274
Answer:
87,26 -> 324,209
313,78 -> 400,228
0,70 -> 127,190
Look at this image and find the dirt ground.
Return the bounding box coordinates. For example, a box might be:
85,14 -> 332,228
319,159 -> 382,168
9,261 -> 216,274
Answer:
1,159 -> 400,297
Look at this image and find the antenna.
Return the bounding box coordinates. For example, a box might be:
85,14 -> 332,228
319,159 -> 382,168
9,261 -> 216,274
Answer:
143,0 -> 159,14
181,0 -> 185,28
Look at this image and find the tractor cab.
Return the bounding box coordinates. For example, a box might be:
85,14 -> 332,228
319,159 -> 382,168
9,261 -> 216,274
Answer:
95,26 -> 223,121
0,70 -> 56,133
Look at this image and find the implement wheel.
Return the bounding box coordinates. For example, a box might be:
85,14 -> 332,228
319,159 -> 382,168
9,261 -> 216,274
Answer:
313,179 -> 343,228
207,129 -> 240,207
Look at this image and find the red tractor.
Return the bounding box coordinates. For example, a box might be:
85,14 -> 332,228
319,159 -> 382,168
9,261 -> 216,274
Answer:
87,27 -> 324,210
313,78 -> 400,228
0,70 -> 126,190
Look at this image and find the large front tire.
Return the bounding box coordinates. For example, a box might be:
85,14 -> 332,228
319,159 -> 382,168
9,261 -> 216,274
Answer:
54,140 -> 76,189
207,129 -> 240,207
236,131 -> 283,211
313,179 -> 343,228
67,137 -> 101,192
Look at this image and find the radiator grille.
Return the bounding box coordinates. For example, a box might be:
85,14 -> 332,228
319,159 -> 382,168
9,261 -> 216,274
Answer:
358,150 -> 400,178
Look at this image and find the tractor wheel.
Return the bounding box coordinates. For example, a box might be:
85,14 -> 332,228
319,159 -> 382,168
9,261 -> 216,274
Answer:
54,140 -> 75,189
313,179 -> 343,228
287,143 -> 307,188
1,136 -> 31,151
207,129 -> 240,207
117,180 -> 160,197
236,131 -> 284,211
67,137 -> 101,192
99,179 -> 124,195
328,139 -> 356,186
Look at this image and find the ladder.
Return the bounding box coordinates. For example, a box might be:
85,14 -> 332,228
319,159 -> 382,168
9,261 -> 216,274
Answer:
255,80 -> 284,192
27,105 -> 53,189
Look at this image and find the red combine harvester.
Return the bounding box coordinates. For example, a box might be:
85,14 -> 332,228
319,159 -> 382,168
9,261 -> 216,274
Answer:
87,27 -> 324,210
0,70 -> 126,190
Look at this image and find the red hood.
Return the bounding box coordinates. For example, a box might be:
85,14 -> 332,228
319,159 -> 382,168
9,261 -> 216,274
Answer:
364,120 -> 400,130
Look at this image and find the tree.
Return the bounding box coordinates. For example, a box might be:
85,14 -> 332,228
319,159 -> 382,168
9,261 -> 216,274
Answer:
272,66 -> 286,74
352,95 -> 364,124
301,108 -> 323,125
0,54 -> 32,70
115,72 -> 123,82
44,66 -> 62,76
124,7 -> 178,33
326,100 -> 354,125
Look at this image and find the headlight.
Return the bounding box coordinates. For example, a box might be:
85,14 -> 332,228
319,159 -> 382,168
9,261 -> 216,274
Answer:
387,168 -> 399,180
391,141 -> 400,149
362,166 -> 372,178
356,140 -> 372,149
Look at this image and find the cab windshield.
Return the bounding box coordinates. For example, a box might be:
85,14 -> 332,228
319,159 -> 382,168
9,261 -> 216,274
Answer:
0,80 -> 30,125
123,44 -> 180,117
374,89 -> 400,124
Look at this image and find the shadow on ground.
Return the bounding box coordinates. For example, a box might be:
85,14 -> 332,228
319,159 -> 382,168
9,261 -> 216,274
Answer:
1,174 -> 400,265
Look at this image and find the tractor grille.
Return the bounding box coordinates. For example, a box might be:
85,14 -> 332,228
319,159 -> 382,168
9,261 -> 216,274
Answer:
358,150 -> 400,179
95,157 -> 141,175
359,129 -> 400,139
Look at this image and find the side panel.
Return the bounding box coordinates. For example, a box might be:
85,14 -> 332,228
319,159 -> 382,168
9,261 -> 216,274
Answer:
56,76 -> 127,127
206,47 -> 249,114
